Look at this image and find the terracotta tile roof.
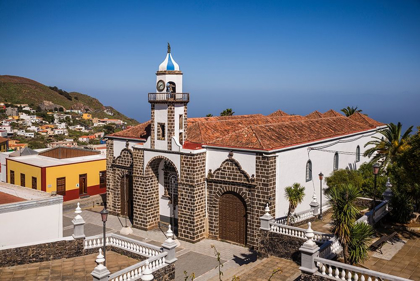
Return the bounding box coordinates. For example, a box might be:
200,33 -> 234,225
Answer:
322,109 -> 343,118
306,111 -> 324,119
109,121 -> 151,139
348,112 -> 385,128
203,116 -> 374,150
268,110 -> 289,117
109,110 -> 383,151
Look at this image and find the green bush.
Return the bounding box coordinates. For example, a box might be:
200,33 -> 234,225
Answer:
390,189 -> 413,223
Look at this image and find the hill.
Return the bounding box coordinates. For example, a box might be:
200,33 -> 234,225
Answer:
0,75 -> 139,125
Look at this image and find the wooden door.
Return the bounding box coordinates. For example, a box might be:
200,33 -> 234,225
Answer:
32,177 -> 37,190
219,192 -> 247,245
79,174 -> 87,195
120,175 -> 133,218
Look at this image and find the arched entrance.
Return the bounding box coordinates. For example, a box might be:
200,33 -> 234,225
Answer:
120,174 -> 133,221
219,192 -> 247,245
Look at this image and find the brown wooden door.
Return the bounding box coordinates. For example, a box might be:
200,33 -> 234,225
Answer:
32,177 -> 37,190
219,192 -> 247,245
120,175 -> 133,218
79,174 -> 87,195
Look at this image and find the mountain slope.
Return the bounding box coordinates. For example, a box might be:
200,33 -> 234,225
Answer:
0,75 -> 138,125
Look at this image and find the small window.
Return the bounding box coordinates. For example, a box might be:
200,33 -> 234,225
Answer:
32,177 -> 37,190
99,171 -> 106,188
10,170 -> 15,184
179,132 -> 184,145
333,152 -> 339,171
356,146 -> 360,162
157,123 -> 166,140
179,114 -> 183,130
57,177 -> 66,195
20,173 -> 25,187
306,160 -> 312,182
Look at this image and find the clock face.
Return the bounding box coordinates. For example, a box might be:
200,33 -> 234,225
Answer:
157,80 -> 165,92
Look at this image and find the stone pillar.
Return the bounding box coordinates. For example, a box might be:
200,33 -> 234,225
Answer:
310,194 -> 319,216
299,222 -> 320,275
162,225 -> 178,264
141,260 -> 154,281
91,249 -> 110,281
382,177 -> 393,209
260,203 -> 273,231
73,202 -> 85,239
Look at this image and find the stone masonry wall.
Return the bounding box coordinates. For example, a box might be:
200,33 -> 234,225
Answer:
167,104 -> 175,150
106,139 -> 114,212
258,229 -> 303,264
153,263 -> 175,281
178,152 -> 206,242
183,104 -> 188,141
151,103 -> 155,149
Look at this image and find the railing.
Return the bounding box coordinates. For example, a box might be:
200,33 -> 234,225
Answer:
356,201 -> 389,225
148,93 -> 189,102
84,233 -> 162,257
314,257 -> 412,281
274,204 -> 331,225
319,236 -> 343,259
109,252 -> 167,281
270,222 -> 332,243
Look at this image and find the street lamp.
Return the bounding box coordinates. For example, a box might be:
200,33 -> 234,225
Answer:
318,172 -> 324,219
372,163 -> 380,222
100,207 -> 109,265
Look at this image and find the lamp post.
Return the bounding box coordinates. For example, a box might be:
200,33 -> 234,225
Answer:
100,208 -> 109,266
372,163 -> 380,222
318,172 -> 324,219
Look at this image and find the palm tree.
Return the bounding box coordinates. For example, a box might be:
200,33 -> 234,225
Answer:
285,183 -> 305,225
364,122 -> 413,167
220,108 -> 234,116
341,106 -> 362,117
327,184 -> 360,264
348,222 -> 374,265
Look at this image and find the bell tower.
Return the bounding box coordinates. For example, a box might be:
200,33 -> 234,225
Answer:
148,44 -> 189,151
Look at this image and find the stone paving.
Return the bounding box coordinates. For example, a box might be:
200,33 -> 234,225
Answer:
0,251 -> 139,281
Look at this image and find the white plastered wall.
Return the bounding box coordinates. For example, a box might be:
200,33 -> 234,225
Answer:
275,130 -> 381,218
155,104 -> 168,150
156,74 -> 183,93
0,202 -> 63,249
113,139 -> 138,157
158,160 -> 178,220
174,104 -> 184,146
205,148 -> 256,178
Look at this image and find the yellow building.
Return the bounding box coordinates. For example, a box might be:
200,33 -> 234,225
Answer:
6,147 -> 106,201
82,113 -> 92,120
0,137 -> 8,152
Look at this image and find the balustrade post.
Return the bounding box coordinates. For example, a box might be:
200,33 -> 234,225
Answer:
73,202 -> 85,239
260,203 -> 274,231
91,249 -> 110,281
141,260 -> 154,281
162,225 -> 177,264
299,222 -> 320,275
310,194 -> 320,216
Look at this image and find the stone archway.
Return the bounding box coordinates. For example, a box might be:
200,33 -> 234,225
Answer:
135,156 -> 179,231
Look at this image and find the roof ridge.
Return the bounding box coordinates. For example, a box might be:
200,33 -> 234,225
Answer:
249,125 -> 265,149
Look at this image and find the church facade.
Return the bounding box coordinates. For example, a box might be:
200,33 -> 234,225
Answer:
105,46 -> 385,247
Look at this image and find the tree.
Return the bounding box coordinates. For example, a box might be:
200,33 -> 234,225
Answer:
364,122 -> 413,168
341,106 -> 362,117
285,183 -> 305,225
348,222 -> 374,265
206,114 -> 213,117
220,108 -> 234,116
327,184 -> 360,264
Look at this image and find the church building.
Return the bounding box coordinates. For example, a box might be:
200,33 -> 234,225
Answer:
105,46 -> 385,247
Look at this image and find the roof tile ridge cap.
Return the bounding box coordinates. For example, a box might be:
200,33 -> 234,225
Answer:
249,125 -> 265,149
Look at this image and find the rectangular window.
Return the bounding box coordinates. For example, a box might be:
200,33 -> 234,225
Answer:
20,173 -> 25,187
10,170 -> 15,184
99,171 -> 106,188
157,123 -> 166,140
32,177 -> 37,190
57,177 -> 66,196
179,114 -> 183,130
179,132 -> 184,145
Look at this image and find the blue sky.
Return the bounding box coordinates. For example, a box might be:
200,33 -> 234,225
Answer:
1,0 -> 419,129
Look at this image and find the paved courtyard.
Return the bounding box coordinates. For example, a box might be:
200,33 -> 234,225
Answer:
0,251 -> 139,281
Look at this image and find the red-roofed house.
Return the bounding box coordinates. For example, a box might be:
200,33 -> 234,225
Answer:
105,48 -> 385,247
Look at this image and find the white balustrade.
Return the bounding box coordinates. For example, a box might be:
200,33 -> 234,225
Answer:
315,257 -> 412,281
269,222 -> 332,243
319,237 -> 343,259
84,233 -> 162,257
109,253 -> 167,281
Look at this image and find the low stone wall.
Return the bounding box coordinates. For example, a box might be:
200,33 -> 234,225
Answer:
355,197 -> 373,209
0,238 -> 146,268
153,263 -> 175,281
0,238 -> 85,267
294,273 -> 325,280
258,229 -> 303,264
